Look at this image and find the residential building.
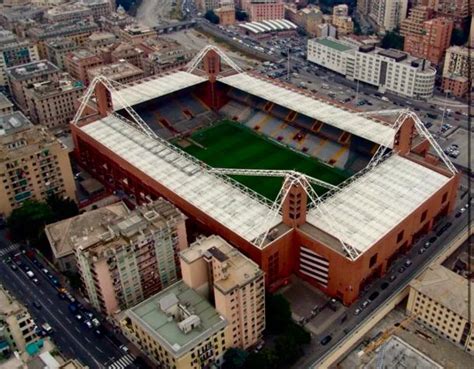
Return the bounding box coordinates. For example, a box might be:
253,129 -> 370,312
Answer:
180,235 -> 265,349
332,14 -> 354,36
307,37 -> 436,99
285,5 -> 324,36
0,31 -> 39,86
369,0 -> 408,32
98,9 -> 134,33
196,0 -> 220,11
64,49 -> 103,85
119,23 -> 157,45
46,38 -> 78,70
121,280 -> 228,369
79,0 -> 113,20
316,23 -> 337,38
407,264 -> 473,353
430,0 -> 474,29
0,284 -> 38,354
357,0 -> 371,16
108,42 -> 144,69
0,93 -> 14,115
87,60 -> 145,85
400,5 -> 434,37
46,200 -> 188,315
87,32 -> 118,54
0,112 -> 76,217
25,77 -> 85,131
139,38 -> 193,75
45,3 -> 93,23
404,17 -> 453,65
442,46 -> 473,97
333,4 -> 349,17
215,0 -> 236,26
242,0 -> 285,22
6,60 -> 60,114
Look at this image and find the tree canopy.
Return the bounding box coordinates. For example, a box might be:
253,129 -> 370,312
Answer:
205,10 -> 220,24
381,30 -> 404,50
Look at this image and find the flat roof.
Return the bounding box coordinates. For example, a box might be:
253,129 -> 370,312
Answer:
307,154 -> 451,255
410,264 -> 473,321
112,71 -> 207,110
314,38 -> 354,52
218,73 -> 396,147
0,93 -> 13,110
126,280 -> 227,358
79,115 -> 280,246
0,111 -> 32,136
6,60 -> 59,81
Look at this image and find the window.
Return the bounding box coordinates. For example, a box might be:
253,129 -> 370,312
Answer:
397,231 -> 404,243
369,254 -> 377,268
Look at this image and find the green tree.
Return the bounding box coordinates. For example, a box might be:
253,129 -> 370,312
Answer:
287,321 -> 311,345
265,294 -> 292,334
235,10 -> 248,22
47,194 -> 79,221
275,334 -> 302,366
222,348 -> 248,369
205,10 -> 220,24
245,349 -> 278,369
7,200 -> 54,244
381,30 -> 404,50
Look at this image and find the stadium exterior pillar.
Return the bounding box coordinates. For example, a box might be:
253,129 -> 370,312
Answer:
393,115 -> 415,155
203,49 -> 222,110
95,81 -> 113,118
281,178 -> 307,227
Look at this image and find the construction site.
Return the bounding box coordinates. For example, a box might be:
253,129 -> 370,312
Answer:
71,46 -> 460,305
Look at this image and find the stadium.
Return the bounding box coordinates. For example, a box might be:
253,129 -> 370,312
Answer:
71,46 -> 460,305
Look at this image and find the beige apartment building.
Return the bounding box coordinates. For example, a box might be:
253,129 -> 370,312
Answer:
0,93 -> 14,115
65,49 -> 104,85
407,264 -> 474,353
400,5 -> 434,37
442,45 -> 473,97
25,77 -> 85,132
285,5 -> 324,36
80,0 -> 113,20
180,235 -> 265,349
87,60 -> 145,85
0,112 -> 76,217
45,3 -> 93,23
46,38 -> 78,70
6,60 -> 61,114
0,285 -> 38,354
46,200 -> 188,315
119,24 -> 157,45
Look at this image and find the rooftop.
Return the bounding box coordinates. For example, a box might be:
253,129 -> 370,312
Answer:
0,93 -> 14,111
0,111 -> 32,136
88,60 -> 143,80
218,73 -> 395,146
306,154 -> 451,256
68,48 -> 99,60
6,60 -> 59,81
180,235 -> 263,294
410,264 -> 473,321
313,37 -> 354,52
238,19 -> 297,34
79,115 -> 280,245
26,79 -> 84,98
125,280 -> 227,358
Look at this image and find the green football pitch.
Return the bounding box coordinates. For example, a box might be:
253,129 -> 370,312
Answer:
178,121 -> 350,200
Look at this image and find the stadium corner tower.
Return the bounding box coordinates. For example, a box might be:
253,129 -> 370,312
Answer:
71,46 -> 460,305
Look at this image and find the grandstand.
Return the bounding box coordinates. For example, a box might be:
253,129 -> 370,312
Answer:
72,46 -> 459,305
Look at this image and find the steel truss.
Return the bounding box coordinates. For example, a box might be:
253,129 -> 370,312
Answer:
186,45 -> 243,74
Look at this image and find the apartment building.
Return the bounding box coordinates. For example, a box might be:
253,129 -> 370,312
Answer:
119,24 -> 157,45
0,31 -> 39,86
180,235 -> 265,349
47,200 -> 188,315
108,43 -> 144,69
431,0 -> 474,28
46,38 -> 78,70
369,0 -> 408,32
65,49 -> 103,85
80,0 -> 113,20
0,93 -> 14,115
87,32 -> 118,54
98,10 -> 134,33
404,17 -> 453,65
196,0 -> 220,11
242,0 -> 285,22
87,60 -> 145,85
307,37 -> 436,99
400,5 -> 434,37
285,5 -> 324,36
121,280 -> 228,369
139,38 -> 193,75
215,0 -> 236,26
0,112 -> 76,217
45,3 -> 93,23
6,60 -> 60,114
25,77 -> 85,132
332,14 -> 354,36
442,46 -> 473,97
0,285 -> 38,354
407,264 -> 473,353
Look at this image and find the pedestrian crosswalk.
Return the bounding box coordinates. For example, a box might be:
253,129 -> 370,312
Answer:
108,354 -> 134,369
0,244 -> 20,257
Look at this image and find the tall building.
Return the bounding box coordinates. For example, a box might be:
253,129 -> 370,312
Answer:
0,285 -> 38,354
64,49 -> 103,85
121,280 -> 228,369
87,60 -> 145,85
215,0 -> 236,25
242,0 -> 285,22
46,200 -> 188,315
25,77 -> 85,132
45,3 -> 93,23
442,46 -> 473,97
400,5 -> 434,37
369,0 -> 408,32
180,235 -> 265,349
407,264 -> 474,353
196,0 -> 220,11
45,38 -> 79,70
431,0 -> 474,29
357,0 -> 371,16
0,112 -> 76,217
404,17 -> 453,65
0,31 -> 39,86
307,37 -> 436,99
6,60 -> 60,114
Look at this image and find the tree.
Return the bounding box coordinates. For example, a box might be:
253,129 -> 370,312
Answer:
47,194 -> 79,221
235,10 -> 248,22
265,294 -> 292,333
245,349 -> 278,369
381,30 -> 404,50
7,200 -> 54,244
205,10 -> 220,24
274,334 -> 302,366
222,348 -> 248,369
287,321 -> 311,345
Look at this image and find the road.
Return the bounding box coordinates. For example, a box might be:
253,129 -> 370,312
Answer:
292,197 -> 472,368
0,247 -> 135,369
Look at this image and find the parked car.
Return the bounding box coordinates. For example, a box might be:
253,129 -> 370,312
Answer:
320,335 -> 332,345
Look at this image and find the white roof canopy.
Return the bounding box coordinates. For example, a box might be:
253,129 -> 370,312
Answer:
80,115 -> 280,246
307,154 -> 451,254
112,71 -> 207,110
219,73 -> 396,147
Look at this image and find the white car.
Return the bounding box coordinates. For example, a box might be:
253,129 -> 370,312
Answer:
26,271 -> 35,278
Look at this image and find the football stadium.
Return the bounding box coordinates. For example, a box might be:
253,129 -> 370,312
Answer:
71,46 -> 460,305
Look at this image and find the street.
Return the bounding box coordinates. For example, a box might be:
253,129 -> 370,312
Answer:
0,244 -> 136,369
